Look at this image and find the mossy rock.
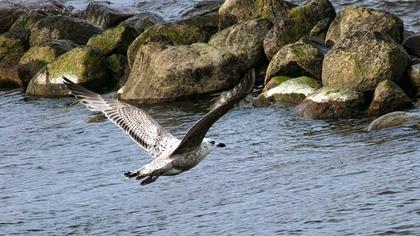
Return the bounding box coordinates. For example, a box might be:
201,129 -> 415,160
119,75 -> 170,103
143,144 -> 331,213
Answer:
208,18 -> 272,68
323,31 -> 409,92
367,111 -> 420,131
254,75 -> 292,107
408,63 -> 420,97
265,37 -> 327,84
82,1 -> 132,30
263,0 -> 335,59
403,34 -> 420,58
107,54 -> 128,80
9,13 -> 47,33
119,12 -> 165,34
26,46 -> 113,97
296,86 -> 365,119
30,16 -> 101,46
325,6 -> 404,46
87,25 -> 138,55
18,40 -> 78,88
368,80 -> 413,116
119,42 -> 246,103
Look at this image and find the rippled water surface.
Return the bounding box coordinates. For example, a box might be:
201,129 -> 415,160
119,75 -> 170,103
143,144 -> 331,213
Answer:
1,0 -> 420,235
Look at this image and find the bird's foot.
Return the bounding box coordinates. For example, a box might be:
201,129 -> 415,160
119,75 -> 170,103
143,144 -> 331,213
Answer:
124,170 -> 138,179
140,176 -> 159,186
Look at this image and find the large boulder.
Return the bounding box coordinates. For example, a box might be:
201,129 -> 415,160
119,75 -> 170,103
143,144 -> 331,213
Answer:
82,1 -> 133,30
30,16 -> 101,46
403,34 -> 420,58
208,19 -> 272,68
0,31 -> 29,88
367,111 -> 420,131
368,80 -> 412,116
119,42 -> 245,103
265,37 -> 327,84
180,0 -> 225,18
26,46 -> 112,97
407,63 -> 420,98
296,87 -> 365,119
106,54 -> 128,80
322,31 -> 409,92
18,40 -> 77,88
87,25 -> 138,55
218,0 -> 296,23
325,6 -> 404,46
9,13 -> 47,33
119,12 -> 165,34
263,0 -> 336,59
254,76 -> 321,107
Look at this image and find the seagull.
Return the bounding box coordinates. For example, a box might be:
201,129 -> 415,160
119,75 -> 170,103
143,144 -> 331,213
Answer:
62,69 -> 255,185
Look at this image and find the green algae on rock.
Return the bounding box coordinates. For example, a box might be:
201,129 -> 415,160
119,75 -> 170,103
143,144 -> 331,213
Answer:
87,25 -> 138,55
107,54 -> 128,80
368,80 -> 413,116
119,12 -> 165,34
82,1 -> 133,30
26,46 -> 112,97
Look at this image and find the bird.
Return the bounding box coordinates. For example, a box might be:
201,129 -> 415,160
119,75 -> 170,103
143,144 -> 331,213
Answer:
62,69 -> 255,185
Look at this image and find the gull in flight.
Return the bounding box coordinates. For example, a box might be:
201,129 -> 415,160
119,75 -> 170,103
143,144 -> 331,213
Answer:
63,69 -> 255,185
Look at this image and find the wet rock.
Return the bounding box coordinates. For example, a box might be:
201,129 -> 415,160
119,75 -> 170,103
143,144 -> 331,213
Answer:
9,13 -> 47,33
87,25 -> 138,55
254,75 -> 292,107
265,37 -> 327,84
263,76 -> 292,92
218,0 -> 296,23
0,31 -> 29,88
325,6 -> 404,46
119,12 -> 165,34
30,16 -> 101,46
322,31 -> 409,93
263,0 -> 336,59
107,54 -> 128,80
368,80 -> 413,116
408,63 -> 420,97
119,42 -> 245,103
403,34 -> 420,58
181,0 -> 224,18
367,111 -> 420,131
26,46 -> 112,97
18,40 -> 77,88
296,87 -> 365,119
0,6 -> 25,34
255,76 -> 321,107
82,1 -> 133,30
208,19 -> 272,68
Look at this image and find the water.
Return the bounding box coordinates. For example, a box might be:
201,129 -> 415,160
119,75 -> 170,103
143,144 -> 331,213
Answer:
1,0 -> 420,235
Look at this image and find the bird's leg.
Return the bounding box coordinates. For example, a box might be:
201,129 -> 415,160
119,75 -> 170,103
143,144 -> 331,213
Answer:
124,167 -> 146,180
140,176 -> 159,185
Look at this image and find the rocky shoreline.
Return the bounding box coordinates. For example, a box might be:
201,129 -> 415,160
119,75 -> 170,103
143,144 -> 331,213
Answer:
0,0 -> 419,127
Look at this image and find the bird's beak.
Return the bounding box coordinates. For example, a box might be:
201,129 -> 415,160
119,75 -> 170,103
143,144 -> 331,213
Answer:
217,143 -> 226,147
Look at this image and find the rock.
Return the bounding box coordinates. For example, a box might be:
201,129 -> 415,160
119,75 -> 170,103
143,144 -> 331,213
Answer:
264,76 -> 291,92
296,87 -> 365,119
26,46 -> 113,97
265,37 -> 327,84
18,40 -> 77,88
82,1 -> 133,30
107,54 -> 128,80
408,63 -> 420,97
322,31 -> 409,92
0,31 -> 29,88
87,25 -> 138,55
127,20 -> 213,68
218,0 -> 296,23
368,80 -> 412,116
403,34 -> 420,58
367,111 -> 419,131
208,19 -> 272,68
119,12 -> 165,34
255,76 -> 321,106
9,13 -> 47,33
325,6 -> 404,46
119,42 -> 245,103
181,0 -> 224,18
30,16 -> 101,46
263,0 -> 336,59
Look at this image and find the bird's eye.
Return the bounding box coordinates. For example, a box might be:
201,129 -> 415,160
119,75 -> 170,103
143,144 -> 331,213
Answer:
209,140 -> 215,145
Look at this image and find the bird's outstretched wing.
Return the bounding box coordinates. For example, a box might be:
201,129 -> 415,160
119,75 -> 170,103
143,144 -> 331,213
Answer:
62,77 -> 179,158
172,69 -> 255,154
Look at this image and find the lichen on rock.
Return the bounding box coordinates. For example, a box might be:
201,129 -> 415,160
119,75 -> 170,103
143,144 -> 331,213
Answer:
87,25 -> 138,55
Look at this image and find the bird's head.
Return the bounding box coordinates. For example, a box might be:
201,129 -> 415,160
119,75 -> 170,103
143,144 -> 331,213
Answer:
203,138 -> 225,151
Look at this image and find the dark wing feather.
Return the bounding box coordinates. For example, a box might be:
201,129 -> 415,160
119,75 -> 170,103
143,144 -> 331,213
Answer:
62,77 -> 179,158
172,69 -> 255,154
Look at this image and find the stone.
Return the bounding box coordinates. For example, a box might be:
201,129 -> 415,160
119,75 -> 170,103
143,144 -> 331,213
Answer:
30,16 -> 101,46
218,0 -> 296,23
407,63 -> 420,97
107,54 -> 128,80
119,12 -> 165,34
403,34 -> 420,58
296,87 -> 365,119
119,42 -> 245,103
208,19 -> 272,68
82,1 -> 133,30
325,6 -> 404,46
265,37 -> 327,84
181,0 -> 224,18
263,0 -> 335,59
9,13 -> 47,33
26,46 -> 113,97
367,111 -> 420,131
368,80 -> 412,116
322,31 -> 409,92
87,25 -> 138,55
18,40 -> 77,88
